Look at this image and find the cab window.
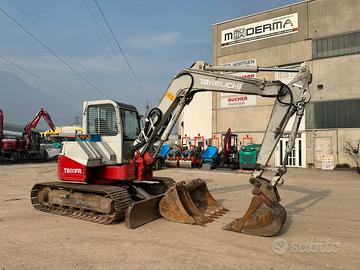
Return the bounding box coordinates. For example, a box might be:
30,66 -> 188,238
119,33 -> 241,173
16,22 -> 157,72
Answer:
120,109 -> 140,140
120,109 -> 140,160
87,104 -> 118,136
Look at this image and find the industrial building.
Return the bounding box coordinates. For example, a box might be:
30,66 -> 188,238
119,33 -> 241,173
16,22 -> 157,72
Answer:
180,0 -> 360,168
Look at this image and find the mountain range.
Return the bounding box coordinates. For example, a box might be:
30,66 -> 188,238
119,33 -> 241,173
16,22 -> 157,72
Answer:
0,70 -> 81,130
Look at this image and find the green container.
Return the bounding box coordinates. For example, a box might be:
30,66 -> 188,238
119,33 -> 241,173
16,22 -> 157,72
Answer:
53,142 -> 62,149
239,144 -> 261,169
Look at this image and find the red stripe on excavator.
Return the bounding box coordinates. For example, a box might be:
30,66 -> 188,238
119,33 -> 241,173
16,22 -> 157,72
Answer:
58,155 -> 89,182
95,164 -> 135,180
58,155 -> 137,183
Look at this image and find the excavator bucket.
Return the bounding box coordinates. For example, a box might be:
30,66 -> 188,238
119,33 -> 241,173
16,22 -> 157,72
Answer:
159,179 -> 228,226
223,193 -> 287,237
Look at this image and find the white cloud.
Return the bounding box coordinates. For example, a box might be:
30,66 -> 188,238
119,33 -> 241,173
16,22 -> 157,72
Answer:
127,31 -> 210,47
128,32 -> 181,46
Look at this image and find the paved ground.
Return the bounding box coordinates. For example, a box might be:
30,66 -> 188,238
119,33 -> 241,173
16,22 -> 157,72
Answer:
0,163 -> 359,270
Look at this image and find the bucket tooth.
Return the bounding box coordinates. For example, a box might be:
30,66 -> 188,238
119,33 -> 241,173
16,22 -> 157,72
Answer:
223,195 -> 287,237
159,179 -> 227,226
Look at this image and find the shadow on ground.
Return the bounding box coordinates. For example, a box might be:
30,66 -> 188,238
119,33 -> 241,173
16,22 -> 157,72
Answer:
209,183 -> 331,235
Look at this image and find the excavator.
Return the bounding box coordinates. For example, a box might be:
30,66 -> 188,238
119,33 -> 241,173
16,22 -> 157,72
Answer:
24,108 -> 56,149
31,60 -> 311,236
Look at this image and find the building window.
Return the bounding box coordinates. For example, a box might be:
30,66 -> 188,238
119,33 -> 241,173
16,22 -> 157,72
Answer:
306,99 -> 360,129
313,31 -> 360,59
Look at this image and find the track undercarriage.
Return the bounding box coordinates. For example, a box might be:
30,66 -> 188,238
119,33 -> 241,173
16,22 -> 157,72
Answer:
31,177 -> 285,236
31,177 -> 175,225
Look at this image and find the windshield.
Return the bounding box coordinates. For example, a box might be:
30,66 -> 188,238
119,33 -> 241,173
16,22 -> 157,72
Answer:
120,109 -> 140,140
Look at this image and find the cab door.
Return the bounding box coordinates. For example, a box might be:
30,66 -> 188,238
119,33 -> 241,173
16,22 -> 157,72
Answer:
120,109 -> 140,161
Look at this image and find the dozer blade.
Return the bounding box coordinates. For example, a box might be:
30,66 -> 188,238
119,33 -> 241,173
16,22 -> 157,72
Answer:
159,179 -> 228,226
125,194 -> 163,229
223,195 -> 287,237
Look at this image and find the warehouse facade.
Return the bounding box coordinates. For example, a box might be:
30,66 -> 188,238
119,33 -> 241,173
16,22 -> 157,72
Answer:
181,0 -> 360,168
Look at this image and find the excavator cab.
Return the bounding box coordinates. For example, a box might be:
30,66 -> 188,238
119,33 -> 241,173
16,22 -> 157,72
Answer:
84,100 -> 141,162
28,131 -> 41,152
53,100 -> 143,183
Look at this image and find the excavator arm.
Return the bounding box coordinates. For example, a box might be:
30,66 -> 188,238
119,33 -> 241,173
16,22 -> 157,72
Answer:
24,108 -> 56,146
134,60 -> 311,181
132,60 -> 311,236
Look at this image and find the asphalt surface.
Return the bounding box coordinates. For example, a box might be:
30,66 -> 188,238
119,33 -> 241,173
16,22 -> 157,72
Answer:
0,163 -> 359,269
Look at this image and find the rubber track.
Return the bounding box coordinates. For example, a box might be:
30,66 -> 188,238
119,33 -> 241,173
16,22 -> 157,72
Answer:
31,182 -> 133,224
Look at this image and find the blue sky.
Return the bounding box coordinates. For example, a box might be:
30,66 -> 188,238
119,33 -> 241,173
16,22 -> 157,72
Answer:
0,0 -> 299,121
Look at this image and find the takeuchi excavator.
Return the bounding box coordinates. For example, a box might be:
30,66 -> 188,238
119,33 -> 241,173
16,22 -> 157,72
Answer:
31,60 -> 311,236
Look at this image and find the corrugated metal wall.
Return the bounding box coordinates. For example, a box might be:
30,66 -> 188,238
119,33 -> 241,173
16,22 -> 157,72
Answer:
306,99 -> 360,129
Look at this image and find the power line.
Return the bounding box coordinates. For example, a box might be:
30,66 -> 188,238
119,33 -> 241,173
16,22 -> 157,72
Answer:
93,0 -> 150,113
8,0 -> 111,97
82,0 -> 138,85
83,0 -> 145,105
0,6 -> 109,98
82,0 -> 118,62
0,55 -> 81,101
0,55 -> 81,107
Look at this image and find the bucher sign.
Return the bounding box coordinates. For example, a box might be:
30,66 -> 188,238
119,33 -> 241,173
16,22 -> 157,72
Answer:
221,95 -> 256,108
221,59 -> 257,108
221,13 -> 298,47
